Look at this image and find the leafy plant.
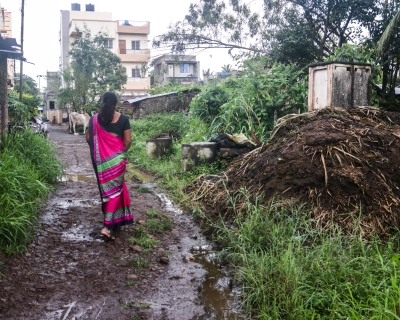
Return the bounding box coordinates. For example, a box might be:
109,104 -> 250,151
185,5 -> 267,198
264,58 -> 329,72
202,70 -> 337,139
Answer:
8,91 -> 40,125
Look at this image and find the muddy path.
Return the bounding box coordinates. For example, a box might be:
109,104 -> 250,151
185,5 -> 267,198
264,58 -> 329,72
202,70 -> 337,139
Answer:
0,124 -> 239,320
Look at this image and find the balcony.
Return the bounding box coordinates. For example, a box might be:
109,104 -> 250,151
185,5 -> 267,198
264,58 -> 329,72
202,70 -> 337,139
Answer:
117,20 -> 150,35
118,49 -> 150,62
124,77 -> 150,90
167,76 -> 199,83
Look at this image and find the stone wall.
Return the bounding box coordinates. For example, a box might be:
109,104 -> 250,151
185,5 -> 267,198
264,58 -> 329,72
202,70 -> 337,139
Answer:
120,89 -> 200,120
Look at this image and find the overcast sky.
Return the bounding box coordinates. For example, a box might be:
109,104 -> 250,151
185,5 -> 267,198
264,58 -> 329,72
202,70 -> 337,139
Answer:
3,0 -> 235,90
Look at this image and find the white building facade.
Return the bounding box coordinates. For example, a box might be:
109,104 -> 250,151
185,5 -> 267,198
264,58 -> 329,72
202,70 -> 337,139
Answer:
60,3 -> 151,98
0,5 -> 14,90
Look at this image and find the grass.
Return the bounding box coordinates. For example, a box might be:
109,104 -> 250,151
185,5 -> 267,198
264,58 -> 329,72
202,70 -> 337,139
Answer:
121,257 -> 150,270
146,209 -> 160,218
129,226 -> 161,253
145,209 -> 173,234
214,196 -> 400,319
126,280 -> 136,286
128,213 -> 172,252
0,129 -> 62,254
146,217 -> 173,233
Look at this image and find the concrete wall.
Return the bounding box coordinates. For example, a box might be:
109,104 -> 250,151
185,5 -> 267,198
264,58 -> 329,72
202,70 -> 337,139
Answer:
70,11 -> 112,21
70,20 -> 116,40
120,90 -> 200,120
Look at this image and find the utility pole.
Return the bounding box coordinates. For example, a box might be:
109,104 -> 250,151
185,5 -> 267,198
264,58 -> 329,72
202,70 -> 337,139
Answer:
19,0 -> 25,102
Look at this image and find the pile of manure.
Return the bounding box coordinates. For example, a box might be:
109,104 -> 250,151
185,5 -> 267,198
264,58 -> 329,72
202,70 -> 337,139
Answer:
185,107 -> 400,235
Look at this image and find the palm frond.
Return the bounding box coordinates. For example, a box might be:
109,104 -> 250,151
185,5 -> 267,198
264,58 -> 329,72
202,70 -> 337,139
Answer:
377,10 -> 400,56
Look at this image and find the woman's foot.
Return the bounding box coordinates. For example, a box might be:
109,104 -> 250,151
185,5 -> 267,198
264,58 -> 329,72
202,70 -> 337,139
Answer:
101,227 -> 115,240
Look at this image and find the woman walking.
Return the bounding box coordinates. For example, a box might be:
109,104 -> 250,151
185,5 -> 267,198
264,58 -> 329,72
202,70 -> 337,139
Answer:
86,91 -> 133,240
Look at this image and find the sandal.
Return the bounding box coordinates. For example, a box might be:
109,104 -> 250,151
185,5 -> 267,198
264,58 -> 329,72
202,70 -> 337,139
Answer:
101,228 -> 115,240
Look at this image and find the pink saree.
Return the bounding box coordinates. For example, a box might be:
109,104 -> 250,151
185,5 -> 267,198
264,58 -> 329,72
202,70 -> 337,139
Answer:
92,114 -> 133,229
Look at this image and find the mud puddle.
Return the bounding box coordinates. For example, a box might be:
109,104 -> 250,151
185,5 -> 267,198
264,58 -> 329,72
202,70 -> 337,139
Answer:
150,186 -> 240,319
124,163 -> 241,319
42,179 -> 240,319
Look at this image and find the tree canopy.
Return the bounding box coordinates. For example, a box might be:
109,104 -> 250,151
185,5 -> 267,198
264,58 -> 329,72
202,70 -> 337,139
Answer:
153,0 -> 400,106
153,0 -> 378,65
14,74 -> 40,96
59,25 -> 127,112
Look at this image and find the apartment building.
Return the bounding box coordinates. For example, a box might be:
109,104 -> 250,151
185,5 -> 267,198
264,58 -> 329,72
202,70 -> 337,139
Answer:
60,3 -> 151,98
153,55 -> 200,86
0,5 -> 14,90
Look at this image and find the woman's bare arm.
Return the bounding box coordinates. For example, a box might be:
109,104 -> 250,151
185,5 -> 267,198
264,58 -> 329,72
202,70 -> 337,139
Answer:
123,129 -> 132,153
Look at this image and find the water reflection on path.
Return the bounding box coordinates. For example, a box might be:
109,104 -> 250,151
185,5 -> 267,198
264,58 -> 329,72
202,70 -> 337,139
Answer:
152,187 -> 241,319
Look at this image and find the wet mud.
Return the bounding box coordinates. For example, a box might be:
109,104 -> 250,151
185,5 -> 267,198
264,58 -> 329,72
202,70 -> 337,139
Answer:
0,124 -> 239,319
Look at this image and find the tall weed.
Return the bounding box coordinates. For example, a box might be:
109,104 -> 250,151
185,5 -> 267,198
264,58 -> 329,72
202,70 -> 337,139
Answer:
215,196 -> 400,319
2,129 -> 63,184
0,129 -> 62,253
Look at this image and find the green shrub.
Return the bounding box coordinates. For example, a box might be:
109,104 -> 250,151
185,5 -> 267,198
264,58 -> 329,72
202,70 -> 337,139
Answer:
190,62 -> 308,141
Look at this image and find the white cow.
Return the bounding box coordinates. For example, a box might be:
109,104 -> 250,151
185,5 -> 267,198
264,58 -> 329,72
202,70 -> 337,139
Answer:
69,112 -> 90,135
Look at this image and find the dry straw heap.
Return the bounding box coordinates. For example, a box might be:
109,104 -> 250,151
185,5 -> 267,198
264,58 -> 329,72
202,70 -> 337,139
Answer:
186,107 -> 400,236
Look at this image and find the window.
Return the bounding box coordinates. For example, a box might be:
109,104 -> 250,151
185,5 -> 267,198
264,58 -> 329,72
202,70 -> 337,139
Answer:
104,39 -> 113,49
180,64 -> 189,74
49,101 -> 55,110
132,68 -> 141,78
131,40 -> 140,50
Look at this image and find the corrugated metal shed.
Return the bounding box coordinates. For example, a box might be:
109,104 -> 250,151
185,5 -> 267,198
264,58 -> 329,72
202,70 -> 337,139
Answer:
0,37 -> 25,61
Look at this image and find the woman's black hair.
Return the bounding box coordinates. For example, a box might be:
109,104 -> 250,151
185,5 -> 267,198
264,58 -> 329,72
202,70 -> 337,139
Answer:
99,91 -> 118,125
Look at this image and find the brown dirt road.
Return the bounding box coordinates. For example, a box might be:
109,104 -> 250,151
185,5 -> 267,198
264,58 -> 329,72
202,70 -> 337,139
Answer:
0,124 -> 237,320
